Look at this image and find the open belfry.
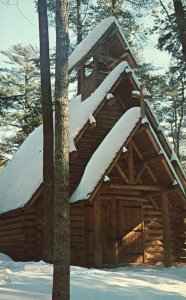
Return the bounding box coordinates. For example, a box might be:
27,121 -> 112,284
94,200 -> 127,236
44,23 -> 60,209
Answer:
0,17 -> 185,267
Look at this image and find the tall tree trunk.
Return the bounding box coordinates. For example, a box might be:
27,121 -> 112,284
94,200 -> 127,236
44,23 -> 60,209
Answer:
52,0 -> 70,299
38,0 -> 54,263
77,0 -> 83,95
172,0 -> 186,62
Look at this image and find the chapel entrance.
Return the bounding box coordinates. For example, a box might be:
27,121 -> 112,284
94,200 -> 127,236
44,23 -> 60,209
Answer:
101,198 -> 144,265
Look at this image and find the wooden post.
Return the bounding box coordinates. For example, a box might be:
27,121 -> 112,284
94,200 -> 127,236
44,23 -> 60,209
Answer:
128,142 -> 134,183
94,194 -> 102,268
161,192 -> 172,267
140,85 -> 145,120
110,198 -> 118,265
81,66 -> 85,101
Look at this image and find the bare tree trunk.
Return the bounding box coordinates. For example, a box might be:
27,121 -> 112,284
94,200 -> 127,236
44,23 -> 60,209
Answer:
52,0 -> 70,299
38,0 -> 54,263
77,0 -> 83,95
172,0 -> 186,62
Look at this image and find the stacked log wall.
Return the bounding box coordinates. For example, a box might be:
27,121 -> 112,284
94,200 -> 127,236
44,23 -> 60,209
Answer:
143,200 -> 165,265
0,200 -> 43,262
82,72 -> 97,100
70,99 -> 124,194
70,201 -> 86,266
0,209 -> 25,261
170,207 -> 186,263
143,199 -> 182,265
24,200 -> 43,261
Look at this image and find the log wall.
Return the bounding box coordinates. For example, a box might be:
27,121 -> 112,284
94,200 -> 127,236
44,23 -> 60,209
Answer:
70,201 -> 86,266
0,209 -> 25,261
82,69 -> 107,101
170,207 -> 186,263
143,200 -> 165,265
0,196 -> 185,266
0,199 -> 43,261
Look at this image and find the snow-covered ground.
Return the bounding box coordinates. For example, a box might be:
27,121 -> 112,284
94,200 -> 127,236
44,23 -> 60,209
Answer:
0,253 -> 186,300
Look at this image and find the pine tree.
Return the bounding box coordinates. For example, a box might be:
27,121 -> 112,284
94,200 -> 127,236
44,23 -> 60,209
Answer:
0,45 -> 42,164
137,62 -> 186,167
38,0 -> 54,263
52,0 -> 70,298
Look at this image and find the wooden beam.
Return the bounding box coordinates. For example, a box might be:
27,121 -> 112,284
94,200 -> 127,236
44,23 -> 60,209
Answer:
136,154 -> 164,167
128,142 -> 134,183
102,188 -> 142,196
69,150 -> 79,160
108,184 -> 168,191
160,157 -> 175,182
101,195 -> 145,202
140,85 -> 145,119
115,162 -> 129,183
95,53 -> 119,62
89,122 -> 141,202
80,66 -> 85,101
145,163 -> 158,184
110,197 -> 118,265
94,193 -> 102,268
148,196 -> 159,210
26,185 -> 43,211
134,164 -> 146,184
114,91 -> 127,111
145,127 -> 160,153
161,192 -> 172,267
132,142 -> 144,161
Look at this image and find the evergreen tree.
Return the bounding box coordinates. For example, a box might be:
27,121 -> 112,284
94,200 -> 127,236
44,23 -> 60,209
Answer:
52,0 -> 70,298
151,0 -> 186,65
137,62 -> 186,167
0,44 -> 42,164
38,0 -> 54,263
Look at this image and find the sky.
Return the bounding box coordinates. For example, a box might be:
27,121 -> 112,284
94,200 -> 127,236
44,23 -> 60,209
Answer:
0,0 -> 55,65
0,0 -> 170,70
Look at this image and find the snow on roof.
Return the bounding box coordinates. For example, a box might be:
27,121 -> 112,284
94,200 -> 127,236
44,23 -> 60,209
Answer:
0,61 -> 133,213
69,61 -> 132,150
68,16 -> 134,72
70,107 -> 141,203
71,109 -> 185,204
0,125 -> 43,214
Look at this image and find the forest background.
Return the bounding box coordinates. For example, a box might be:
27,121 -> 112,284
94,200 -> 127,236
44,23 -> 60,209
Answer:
0,0 -> 185,170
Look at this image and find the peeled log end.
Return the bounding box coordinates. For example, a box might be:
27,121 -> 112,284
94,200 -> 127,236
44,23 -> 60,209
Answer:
70,151 -> 78,160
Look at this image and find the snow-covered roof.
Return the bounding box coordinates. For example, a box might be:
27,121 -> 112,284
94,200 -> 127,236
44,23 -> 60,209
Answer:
70,107 -> 141,203
0,61 -> 135,214
0,125 -> 43,213
71,111 -> 185,203
69,61 -> 138,150
68,16 -> 135,72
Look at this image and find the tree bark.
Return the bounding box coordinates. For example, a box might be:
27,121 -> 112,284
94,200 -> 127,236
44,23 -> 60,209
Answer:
172,0 -> 186,62
52,0 -> 70,299
38,0 -> 54,263
77,0 -> 83,95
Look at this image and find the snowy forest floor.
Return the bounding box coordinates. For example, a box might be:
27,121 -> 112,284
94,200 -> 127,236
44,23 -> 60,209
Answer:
0,253 -> 186,300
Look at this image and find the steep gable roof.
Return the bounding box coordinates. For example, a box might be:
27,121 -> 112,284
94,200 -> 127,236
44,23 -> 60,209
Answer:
0,61 -> 137,214
70,108 -> 186,203
68,16 -> 136,72
0,18 -> 185,214
0,125 -> 43,214
70,107 -> 141,203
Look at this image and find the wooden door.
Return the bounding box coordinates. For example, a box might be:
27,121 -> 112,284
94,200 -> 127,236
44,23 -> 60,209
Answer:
117,200 -> 144,264
101,198 -> 144,265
